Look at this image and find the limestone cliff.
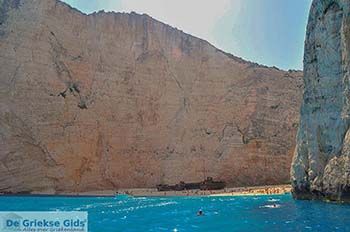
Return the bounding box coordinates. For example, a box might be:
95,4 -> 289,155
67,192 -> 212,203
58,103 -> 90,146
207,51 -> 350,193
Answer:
0,0 -> 302,193
291,0 -> 350,201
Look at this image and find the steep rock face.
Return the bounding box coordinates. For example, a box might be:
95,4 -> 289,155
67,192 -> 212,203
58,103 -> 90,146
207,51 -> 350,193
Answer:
0,0 -> 302,193
291,0 -> 350,201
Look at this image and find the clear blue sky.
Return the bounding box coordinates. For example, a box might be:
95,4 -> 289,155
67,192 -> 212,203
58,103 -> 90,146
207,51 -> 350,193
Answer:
63,0 -> 312,70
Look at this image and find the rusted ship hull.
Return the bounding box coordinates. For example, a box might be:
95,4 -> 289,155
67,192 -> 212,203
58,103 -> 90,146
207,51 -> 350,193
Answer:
199,181 -> 226,190
156,178 -> 225,191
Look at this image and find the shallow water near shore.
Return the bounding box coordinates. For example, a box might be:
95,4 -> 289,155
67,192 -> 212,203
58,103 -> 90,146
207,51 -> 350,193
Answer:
1,193 -> 350,231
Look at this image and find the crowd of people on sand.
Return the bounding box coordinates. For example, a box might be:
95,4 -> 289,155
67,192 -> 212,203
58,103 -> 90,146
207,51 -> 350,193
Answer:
241,187 -> 289,195
117,185 -> 290,197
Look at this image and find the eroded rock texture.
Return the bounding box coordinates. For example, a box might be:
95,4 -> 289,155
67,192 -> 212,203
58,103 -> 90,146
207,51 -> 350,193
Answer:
291,0 -> 350,201
0,0 -> 302,193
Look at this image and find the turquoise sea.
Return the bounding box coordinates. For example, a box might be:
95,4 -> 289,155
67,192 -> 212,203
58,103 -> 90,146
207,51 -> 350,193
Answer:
0,193 -> 350,232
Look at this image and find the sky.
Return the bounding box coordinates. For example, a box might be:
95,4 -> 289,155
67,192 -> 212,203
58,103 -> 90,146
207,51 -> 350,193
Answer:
62,0 -> 312,70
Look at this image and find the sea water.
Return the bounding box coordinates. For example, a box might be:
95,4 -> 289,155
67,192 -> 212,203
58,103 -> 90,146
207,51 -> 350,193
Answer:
0,193 -> 350,232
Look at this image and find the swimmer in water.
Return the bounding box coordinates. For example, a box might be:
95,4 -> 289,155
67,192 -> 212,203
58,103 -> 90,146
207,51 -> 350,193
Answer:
197,210 -> 204,216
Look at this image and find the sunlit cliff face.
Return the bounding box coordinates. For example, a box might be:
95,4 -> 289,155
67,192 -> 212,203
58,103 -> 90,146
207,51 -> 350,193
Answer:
292,0 -> 350,202
0,0 -> 303,193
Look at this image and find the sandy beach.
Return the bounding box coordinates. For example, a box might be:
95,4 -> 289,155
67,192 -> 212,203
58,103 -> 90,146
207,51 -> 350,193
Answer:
117,184 -> 291,197
2,185 -> 291,197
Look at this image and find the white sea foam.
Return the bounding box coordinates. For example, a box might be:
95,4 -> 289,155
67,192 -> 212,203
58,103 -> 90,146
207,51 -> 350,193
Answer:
260,204 -> 281,209
114,201 -> 178,213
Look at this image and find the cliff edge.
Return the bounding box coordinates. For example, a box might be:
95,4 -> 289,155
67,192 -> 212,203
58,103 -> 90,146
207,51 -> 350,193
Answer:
291,0 -> 350,202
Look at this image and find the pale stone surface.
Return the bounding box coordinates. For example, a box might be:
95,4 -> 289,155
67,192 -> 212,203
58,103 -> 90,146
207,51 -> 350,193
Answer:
291,0 -> 350,201
0,0 -> 302,193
